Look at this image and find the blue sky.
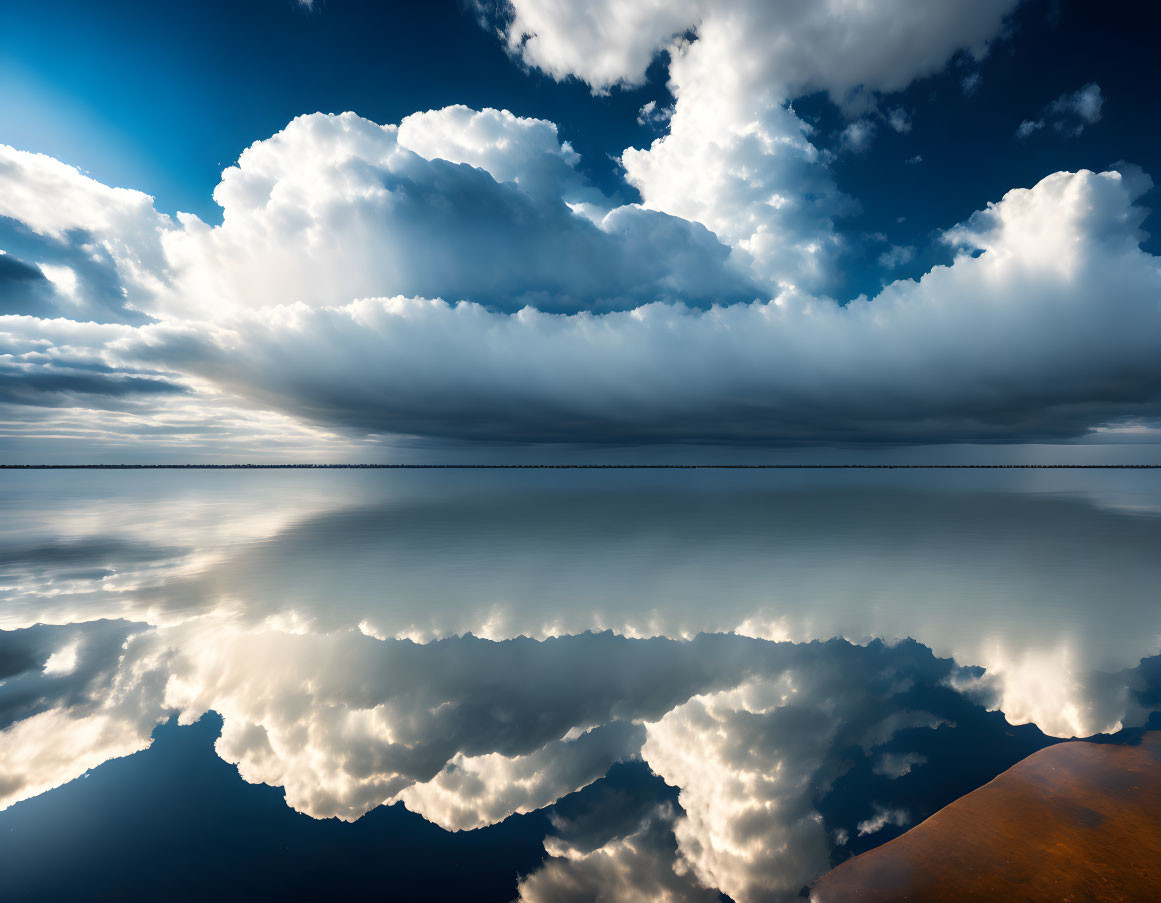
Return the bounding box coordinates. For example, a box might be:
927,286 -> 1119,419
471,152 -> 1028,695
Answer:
4,0 -> 1157,295
0,0 -> 655,217
1,0 -> 1160,457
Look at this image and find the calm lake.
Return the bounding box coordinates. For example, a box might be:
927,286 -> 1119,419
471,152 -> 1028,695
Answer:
2,467 -> 1160,901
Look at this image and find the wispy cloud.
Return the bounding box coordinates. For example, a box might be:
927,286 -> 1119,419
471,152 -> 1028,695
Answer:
1018,83 -> 1105,139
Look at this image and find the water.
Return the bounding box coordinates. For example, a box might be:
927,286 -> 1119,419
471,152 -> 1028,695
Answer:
1,468 -> 1160,901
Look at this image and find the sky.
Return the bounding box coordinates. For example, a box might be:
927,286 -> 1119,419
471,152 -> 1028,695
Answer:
1,0 -> 1160,460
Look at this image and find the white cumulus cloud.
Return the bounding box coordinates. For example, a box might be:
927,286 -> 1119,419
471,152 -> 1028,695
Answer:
111,167 -> 1161,446
481,0 -> 1020,291
1,106 -> 1158,451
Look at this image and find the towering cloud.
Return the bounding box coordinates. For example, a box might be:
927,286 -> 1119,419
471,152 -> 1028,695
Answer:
158,111 -> 756,318
483,0 -> 1020,291
487,0 -> 1018,99
0,0 -> 1156,452
1,106 -> 1158,450
123,166 -> 1161,444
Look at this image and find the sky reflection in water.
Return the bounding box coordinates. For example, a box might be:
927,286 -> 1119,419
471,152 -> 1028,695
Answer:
2,469 -> 1160,901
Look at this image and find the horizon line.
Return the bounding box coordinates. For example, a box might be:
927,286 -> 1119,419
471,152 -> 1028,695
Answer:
2,464 -> 1160,470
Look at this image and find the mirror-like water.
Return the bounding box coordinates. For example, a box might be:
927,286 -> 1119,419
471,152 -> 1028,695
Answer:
2,469 -> 1159,902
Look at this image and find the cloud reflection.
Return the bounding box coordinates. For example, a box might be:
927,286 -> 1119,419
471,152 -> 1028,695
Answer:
1,621 -> 1032,902
2,470 -> 1160,900
5,470 -> 1159,736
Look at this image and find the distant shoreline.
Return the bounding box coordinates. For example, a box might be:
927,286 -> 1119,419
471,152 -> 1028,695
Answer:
2,464 -> 1160,470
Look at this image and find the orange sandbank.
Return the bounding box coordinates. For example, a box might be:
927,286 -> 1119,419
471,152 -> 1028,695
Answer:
812,732 -> 1161,902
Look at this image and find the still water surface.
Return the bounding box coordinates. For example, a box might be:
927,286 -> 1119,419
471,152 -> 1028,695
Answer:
1,468 -> 1159,901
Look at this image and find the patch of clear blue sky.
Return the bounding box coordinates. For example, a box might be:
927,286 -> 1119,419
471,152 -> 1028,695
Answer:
795,0 -> 1161,297
0,0 -> 663,218
1,0 -> 1158,303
